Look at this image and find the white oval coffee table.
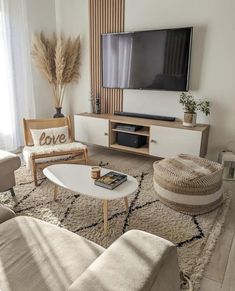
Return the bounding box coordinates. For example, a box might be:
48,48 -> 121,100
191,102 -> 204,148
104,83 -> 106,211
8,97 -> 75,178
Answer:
43,164 -> 138,234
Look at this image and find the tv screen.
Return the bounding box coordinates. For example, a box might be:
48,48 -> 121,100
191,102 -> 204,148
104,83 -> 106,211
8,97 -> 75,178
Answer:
102,27 -> 192,91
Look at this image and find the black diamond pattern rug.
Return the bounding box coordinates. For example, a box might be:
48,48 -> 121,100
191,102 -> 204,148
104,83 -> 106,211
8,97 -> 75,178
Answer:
0,161 -> 231,291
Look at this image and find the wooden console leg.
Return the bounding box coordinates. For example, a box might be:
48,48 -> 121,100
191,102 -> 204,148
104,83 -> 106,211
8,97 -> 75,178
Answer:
103,200 -> 108,235
54,185 -> 58,201
124,197 -> 129,212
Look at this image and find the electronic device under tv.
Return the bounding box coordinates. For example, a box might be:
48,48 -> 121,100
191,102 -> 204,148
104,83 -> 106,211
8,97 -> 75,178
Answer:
114,111 -> 176,122
102,27 -> 192,91
117,132 -> 147,148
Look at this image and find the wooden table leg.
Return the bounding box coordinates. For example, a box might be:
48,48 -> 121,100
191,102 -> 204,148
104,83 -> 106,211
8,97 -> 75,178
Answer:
54,185 -> 58,201
103,200 -> 108,235
124,197 -> 129,212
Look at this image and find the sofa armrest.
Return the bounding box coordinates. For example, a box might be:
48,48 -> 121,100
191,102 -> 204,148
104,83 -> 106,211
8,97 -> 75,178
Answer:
0,204 -> 15,224
68,230 -> 180,291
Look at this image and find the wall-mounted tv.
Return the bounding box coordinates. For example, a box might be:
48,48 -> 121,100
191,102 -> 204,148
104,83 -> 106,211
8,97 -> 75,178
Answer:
102,27 -> 193,91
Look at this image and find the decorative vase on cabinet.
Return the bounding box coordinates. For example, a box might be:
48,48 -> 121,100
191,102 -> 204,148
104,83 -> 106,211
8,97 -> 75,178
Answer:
53,107 -> 64,118
183,112 -> 197,127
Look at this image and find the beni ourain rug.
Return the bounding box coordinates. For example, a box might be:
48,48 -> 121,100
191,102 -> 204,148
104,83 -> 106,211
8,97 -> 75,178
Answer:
0,160 -> 231,291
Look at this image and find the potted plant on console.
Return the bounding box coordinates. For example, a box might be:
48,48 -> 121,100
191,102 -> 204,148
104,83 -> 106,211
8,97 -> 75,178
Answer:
179,92 -> 210,127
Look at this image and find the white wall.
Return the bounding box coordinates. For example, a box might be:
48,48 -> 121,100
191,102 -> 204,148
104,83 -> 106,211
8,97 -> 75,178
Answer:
26,0 -> 56,118
55,0 -> 90,116
124,0 -> 235,159
55,0 -> 235,160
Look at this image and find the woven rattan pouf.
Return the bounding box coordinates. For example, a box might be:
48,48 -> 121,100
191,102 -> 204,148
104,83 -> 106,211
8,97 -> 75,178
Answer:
153,154 -> 223,215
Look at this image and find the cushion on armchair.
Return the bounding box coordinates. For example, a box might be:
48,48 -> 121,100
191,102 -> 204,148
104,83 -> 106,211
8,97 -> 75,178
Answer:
23,142 -> 87,169
30,126 -> 70,146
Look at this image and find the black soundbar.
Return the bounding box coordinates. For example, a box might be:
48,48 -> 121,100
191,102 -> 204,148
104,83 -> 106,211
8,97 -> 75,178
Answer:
114,111 -> 176,122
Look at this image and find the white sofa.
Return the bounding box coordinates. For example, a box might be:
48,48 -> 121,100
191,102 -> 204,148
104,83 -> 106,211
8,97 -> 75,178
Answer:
0,206 -> 180,291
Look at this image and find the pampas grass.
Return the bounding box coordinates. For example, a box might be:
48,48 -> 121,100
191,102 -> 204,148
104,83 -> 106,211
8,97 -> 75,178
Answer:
31,32 -> 80,107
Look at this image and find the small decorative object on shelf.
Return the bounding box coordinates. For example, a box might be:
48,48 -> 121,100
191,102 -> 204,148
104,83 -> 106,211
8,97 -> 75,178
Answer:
90,166 -> 101,180
218,150 -> 235,180
95,96 -> 101,114
179,92 -> 210,127
88,90 -> 95,113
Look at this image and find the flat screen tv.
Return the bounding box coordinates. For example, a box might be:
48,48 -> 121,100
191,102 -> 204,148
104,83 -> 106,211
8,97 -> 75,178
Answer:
102,27 -> 192,91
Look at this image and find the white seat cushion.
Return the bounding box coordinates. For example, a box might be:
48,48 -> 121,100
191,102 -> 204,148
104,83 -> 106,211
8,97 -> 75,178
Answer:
23,142 -> 87,169
0,216 -> 104,291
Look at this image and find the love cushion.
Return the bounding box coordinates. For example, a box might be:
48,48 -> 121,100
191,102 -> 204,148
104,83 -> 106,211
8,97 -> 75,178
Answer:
30,126 -> 70,146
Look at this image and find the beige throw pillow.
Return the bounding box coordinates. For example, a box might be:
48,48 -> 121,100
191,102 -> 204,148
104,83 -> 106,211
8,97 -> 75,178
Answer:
30,126 -> 70,146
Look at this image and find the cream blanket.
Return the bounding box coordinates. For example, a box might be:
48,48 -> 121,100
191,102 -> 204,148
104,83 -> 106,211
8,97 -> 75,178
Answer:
23,142 -> 87,169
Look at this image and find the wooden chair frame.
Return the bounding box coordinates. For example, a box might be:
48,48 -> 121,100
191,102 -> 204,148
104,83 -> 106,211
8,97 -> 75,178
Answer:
23,116 -> 88,186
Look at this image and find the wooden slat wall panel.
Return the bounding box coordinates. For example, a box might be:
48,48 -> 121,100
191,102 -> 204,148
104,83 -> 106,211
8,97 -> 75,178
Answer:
89,0 -> 124,114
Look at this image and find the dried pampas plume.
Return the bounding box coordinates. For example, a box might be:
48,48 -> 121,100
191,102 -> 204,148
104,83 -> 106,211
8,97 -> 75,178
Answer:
31,32 -> 81,107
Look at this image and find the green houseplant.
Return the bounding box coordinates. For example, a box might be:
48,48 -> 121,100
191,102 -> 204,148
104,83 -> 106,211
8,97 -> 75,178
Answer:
179,92 -> 210,127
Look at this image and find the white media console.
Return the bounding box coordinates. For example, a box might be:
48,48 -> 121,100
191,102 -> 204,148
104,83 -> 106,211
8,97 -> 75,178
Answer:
74,113 -> 210,158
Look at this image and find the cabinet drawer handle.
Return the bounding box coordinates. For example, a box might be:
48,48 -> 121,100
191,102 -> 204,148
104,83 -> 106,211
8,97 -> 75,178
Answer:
104,133 -> 108,136
150,139 -> 157,144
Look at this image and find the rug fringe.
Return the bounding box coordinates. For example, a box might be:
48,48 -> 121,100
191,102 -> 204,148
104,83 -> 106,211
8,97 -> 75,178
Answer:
180,271 -> 193,291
